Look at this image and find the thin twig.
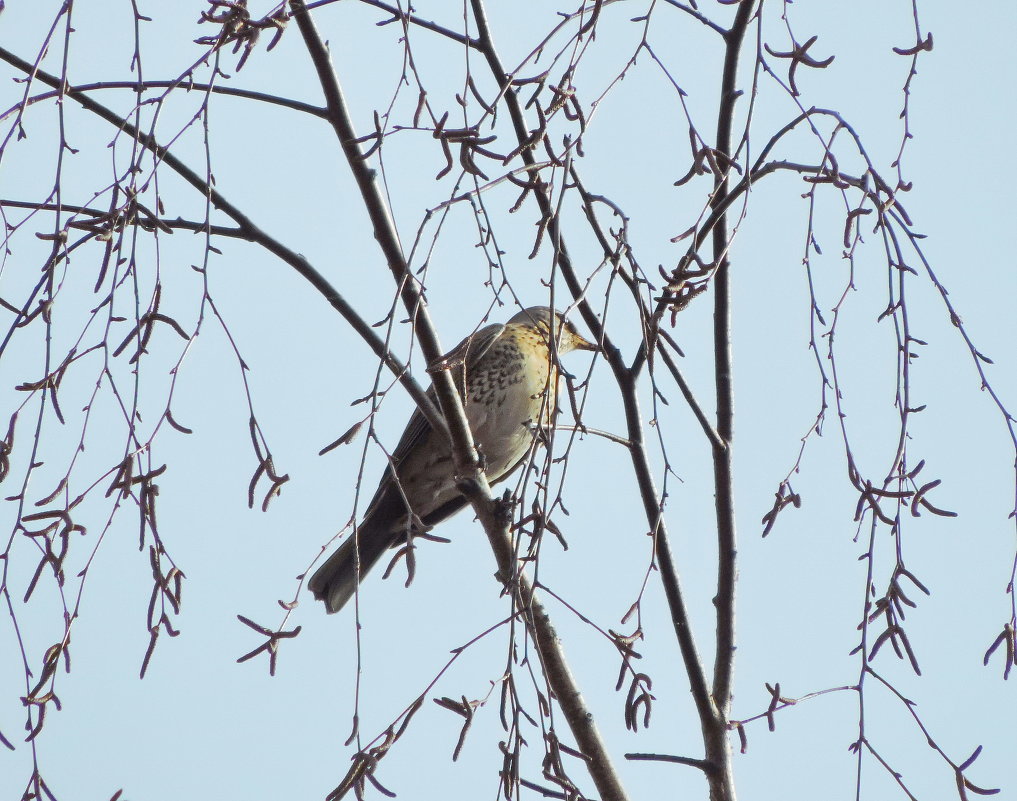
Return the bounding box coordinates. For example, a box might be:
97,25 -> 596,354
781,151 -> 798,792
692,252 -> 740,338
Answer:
0,44 -> 443,434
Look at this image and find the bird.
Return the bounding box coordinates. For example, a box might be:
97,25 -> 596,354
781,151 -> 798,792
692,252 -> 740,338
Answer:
308,306 -> 597,614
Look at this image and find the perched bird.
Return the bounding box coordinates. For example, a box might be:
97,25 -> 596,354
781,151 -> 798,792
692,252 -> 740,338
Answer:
309,306 -> 597,614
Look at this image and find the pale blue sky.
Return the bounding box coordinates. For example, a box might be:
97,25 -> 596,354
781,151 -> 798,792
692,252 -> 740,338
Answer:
1,2 -> 1014,800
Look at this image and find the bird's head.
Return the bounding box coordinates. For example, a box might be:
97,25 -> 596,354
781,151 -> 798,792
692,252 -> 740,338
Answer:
509,306 -> 598,354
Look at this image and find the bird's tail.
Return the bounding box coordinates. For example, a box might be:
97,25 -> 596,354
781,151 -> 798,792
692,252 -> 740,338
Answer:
308,525 -> 395,614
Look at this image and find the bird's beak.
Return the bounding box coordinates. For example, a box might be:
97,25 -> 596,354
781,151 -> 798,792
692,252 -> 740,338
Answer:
575,333 -> 599,353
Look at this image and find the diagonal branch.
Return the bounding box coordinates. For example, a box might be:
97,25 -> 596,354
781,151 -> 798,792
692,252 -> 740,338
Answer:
465,0 -> 725,786
287,4 -> 630,801
0,44 -> 442,434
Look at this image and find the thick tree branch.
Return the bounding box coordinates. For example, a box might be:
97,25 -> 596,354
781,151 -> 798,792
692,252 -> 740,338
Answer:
711,0 -> 756,713
703,3 -> 759,799
287,4 -> 629,800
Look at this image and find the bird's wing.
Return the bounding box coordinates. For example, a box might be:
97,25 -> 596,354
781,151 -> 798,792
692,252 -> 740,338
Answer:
360,321 -> 506,523
426,322 -> 505,376
360,319 -> 508,532
388,321 -> 506,465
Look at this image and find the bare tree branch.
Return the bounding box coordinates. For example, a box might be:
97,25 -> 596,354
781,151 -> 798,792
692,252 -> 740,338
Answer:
0,44 -> 443,434
288,3 -> 630,799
